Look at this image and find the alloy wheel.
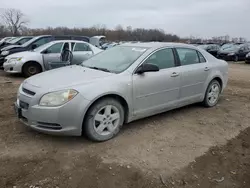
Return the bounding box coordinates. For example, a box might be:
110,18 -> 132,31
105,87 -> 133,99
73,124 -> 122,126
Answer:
207,83 -> 220,105
93,105 -> 120,136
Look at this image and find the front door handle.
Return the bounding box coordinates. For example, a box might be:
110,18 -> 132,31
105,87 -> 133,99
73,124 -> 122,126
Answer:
204,67 -> 210,71
171,72 -> 179,77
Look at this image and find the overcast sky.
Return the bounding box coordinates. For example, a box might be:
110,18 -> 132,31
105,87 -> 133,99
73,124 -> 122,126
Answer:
1,0 -> 249,39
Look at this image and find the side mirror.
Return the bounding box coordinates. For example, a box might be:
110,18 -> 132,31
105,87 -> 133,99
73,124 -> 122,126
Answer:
31,44 -> 37,50
42,49 -> 48,54
136,63 -> 159,74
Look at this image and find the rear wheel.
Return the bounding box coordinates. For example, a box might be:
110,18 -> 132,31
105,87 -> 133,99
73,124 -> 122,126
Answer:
84,98 -> 124,142
23,62 -> 42,77
203,80 -> 221,107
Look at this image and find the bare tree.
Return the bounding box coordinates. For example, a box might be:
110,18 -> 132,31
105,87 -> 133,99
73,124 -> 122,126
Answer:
1,8 -> 29,36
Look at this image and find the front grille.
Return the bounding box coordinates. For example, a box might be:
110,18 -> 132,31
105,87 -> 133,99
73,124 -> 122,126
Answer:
22,87 -> 36,96
19,100 -> 29,109
37,122 -> 62,130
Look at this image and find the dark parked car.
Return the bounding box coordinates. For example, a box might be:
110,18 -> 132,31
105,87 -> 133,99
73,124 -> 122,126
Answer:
245,52 -> 250,64
198,44 -> 220,57
0,36 -> 33,50
217,43 -> 250,61
0,35 -> 90,68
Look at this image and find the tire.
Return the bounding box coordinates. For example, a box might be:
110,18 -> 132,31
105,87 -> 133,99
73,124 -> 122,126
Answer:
203,80 -> 221,107
22,62 -> 42,77
84,98 -> 125,142
234,55 -> 239,62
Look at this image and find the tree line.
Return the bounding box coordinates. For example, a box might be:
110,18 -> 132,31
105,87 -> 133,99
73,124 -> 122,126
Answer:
0,9 -> 179,42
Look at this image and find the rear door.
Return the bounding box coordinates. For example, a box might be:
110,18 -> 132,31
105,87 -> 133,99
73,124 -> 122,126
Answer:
175,48 -> 209,103
71,42 -> 93,64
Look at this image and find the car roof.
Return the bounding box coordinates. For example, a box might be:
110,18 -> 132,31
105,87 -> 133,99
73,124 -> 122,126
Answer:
120,42 -> 197,49
50,40 -> 89,44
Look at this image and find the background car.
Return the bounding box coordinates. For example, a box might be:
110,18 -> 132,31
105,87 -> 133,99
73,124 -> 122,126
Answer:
0,35 -> 90,68
0,37 -> 16,44
198,44 -> 220,57
3,40 -> 103,77
245,52 -> 250,64
15,43 -> 228,141
217,43 -> 250,61
0,36 -> 33,51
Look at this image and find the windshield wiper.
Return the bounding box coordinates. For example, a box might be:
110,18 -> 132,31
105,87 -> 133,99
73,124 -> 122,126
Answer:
87,66 -> 111,73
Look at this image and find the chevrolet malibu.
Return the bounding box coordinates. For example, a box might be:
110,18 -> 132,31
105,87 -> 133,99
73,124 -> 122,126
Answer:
15,43 -> 228,141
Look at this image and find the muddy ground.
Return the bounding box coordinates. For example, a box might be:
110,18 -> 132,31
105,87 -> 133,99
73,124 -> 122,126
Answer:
0,62 -> 250,188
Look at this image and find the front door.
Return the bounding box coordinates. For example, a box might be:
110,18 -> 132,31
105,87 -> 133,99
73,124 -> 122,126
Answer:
132,48 -> 181,117
42,42 -> 68,70
175,48 -> 209,103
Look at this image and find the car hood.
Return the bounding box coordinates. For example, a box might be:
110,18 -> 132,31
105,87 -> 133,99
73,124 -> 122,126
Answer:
6,51 -> 39,59
1,45 -> 21,51
24,65 -> 114,90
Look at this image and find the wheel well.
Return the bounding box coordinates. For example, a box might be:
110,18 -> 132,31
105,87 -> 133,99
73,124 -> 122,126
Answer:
83,94 -> 129,126
213,77 -> 223,89
22,61 -> 42,73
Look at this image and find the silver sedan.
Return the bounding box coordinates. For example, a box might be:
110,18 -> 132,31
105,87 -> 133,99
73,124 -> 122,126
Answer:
15,42 -> 228,141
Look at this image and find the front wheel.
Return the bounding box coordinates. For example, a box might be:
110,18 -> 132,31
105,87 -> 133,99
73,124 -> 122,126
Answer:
203,80 -> 221,107
84,98 -> 125,142
23,62 -> 42,77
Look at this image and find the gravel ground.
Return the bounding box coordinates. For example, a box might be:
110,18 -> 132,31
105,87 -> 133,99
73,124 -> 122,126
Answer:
0,62 -> 250,188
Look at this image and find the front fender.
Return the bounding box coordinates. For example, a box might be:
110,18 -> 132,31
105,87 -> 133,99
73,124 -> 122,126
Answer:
77,76 -> 133,120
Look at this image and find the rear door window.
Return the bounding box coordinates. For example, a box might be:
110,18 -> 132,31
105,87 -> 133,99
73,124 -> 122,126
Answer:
73,43 -> 91,52
176,48 -> 200,66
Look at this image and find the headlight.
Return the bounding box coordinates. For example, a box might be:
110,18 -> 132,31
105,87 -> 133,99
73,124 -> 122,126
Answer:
8,57 -> 22,63
228,53 -> 235,56
39,89 -> 78,107
1,51 -> 9,56
247,53 -> 250,58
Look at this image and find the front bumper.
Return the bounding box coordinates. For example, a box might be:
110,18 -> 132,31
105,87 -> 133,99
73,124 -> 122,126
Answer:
3,60 -> 23,73
15,85 -> 91,136
217,54 -> 234,61
245,56 -> 250,63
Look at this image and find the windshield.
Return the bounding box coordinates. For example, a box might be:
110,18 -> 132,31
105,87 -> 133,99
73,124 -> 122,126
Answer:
21,36 -> 41,47
18,38 -> 32,45
220,43 -> 234,50
8,37 -> 21,44
82,46 -> 148,73
198,45 -> 208,49
222,44 -> 241,51
7,37 -> 18,44
32,42 -> 53,52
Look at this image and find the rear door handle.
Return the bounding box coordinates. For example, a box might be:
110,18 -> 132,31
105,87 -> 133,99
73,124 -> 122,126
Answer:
204,67 -> 210,71
171,72 -> 179,77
